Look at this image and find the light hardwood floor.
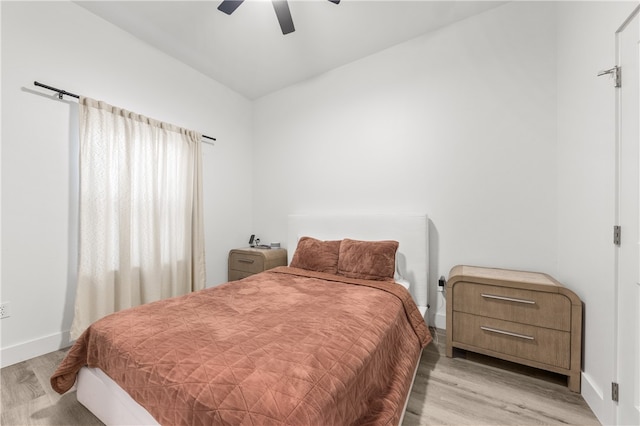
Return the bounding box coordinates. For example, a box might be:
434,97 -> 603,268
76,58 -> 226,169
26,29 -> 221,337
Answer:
1,329 -> 599,425
404,330 -> 599,425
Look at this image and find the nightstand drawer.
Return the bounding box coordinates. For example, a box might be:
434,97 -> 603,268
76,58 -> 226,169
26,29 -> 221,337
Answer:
228,248 -> 288,281
229,252 -> 264,273
452,282 -> 571,331
453,312 -> 571,369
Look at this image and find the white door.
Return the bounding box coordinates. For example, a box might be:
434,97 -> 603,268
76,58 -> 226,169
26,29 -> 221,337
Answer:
616,5 -> 640,425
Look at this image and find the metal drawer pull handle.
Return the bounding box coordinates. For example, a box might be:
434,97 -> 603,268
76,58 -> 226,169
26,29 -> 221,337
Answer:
480,326 -> 534,340
481,293 -> 535,304
238,259 -> 255,264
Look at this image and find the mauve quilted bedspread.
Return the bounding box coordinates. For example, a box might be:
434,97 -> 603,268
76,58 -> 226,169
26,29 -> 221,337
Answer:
51,266 -> 431,425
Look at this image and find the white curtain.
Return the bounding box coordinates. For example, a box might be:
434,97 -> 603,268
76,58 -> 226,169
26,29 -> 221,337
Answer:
70,96 -> 206,339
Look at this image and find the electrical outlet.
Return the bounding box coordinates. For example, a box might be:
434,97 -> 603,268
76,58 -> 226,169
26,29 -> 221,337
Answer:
438,276 -> 446,292
0,302 -> 10,319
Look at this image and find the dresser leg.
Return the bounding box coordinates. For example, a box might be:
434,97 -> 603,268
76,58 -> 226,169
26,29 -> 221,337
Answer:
567,373 -> 581,393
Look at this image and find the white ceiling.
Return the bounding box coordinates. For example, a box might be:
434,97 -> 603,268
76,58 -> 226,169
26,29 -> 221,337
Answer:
76,0 -> 507,100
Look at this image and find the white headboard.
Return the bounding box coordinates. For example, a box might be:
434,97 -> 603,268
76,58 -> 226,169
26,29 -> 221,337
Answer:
287,213 -> 428,312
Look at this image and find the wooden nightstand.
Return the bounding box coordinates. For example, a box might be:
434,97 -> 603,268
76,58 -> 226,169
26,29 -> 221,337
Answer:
446,265 -> 583,392
228,248 -> 288,281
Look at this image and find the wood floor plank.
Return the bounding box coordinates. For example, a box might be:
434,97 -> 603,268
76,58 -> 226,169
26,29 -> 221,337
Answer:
1,360 -> 45,411
1,392 -> 102,426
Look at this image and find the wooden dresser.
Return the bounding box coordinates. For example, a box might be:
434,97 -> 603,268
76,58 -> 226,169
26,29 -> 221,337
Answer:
446,265 -> 583,392
228,248 -> 288,281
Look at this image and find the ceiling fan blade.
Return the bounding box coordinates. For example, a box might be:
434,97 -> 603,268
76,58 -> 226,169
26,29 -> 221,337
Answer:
272,0 -> 295,35
218,0 -> 244,15
328,0 -> 340,3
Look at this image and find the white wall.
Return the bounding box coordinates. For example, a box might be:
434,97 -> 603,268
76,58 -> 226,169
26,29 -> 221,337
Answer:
556,2 -> 637,424
251,2 -> 636,424
0,1 -> 253,366
252,1 -> 558,327
2,2 -> 637,423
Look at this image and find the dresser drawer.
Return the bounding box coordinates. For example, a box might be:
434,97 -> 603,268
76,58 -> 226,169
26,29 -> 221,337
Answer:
453,312 -> 571,369
446,265 -> 583,392
452,282 -> 571,331
229,252 -> 264,274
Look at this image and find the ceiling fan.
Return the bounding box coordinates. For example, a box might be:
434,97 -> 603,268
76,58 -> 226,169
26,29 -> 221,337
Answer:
217,0 -> 340,35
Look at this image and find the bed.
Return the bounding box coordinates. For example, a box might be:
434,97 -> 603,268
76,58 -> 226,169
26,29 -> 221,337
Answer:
51,213 -> 431,425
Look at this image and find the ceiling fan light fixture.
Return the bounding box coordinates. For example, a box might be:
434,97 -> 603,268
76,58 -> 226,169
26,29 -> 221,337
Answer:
217,0 -> 340,35
217,0 -> 244,15
272,0 -> 295,35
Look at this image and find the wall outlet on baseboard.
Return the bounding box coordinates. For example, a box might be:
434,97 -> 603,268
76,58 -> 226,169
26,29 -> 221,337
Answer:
0,302 -> 11,319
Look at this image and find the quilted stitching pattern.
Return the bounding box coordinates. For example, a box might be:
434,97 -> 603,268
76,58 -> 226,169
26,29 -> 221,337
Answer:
52,267 -> 431,425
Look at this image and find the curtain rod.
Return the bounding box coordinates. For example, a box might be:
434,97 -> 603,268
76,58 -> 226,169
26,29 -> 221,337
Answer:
34,81 -> 216,144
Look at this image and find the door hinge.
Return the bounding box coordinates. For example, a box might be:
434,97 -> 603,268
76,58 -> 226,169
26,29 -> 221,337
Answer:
597,66 -> 621,88
614,225 -> 621,246
612,382 -> 619,402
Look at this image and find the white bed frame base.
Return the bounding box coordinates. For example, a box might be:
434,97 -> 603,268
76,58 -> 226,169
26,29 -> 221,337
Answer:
76,213 -> 430,425
77,367 -> 159,425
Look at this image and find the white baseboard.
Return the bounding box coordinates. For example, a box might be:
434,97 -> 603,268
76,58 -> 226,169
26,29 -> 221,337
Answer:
429,291 -> 447,330
580,371 -> 615,425
433,311 -> 446,330
1,330 -> 72,368
427,310 -> 446,330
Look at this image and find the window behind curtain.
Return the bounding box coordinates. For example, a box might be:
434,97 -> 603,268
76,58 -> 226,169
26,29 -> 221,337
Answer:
70,96 -> 205,340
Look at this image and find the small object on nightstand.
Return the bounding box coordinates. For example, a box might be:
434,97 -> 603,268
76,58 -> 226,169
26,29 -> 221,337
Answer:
228,247 -> 287,281
446,265 -> 583,392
